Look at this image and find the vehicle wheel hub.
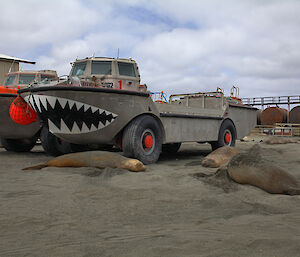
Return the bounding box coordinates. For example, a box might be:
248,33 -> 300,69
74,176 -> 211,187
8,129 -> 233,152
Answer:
141,129 -> 155,153
144,135 -> 153,149
224,130 -> 232,144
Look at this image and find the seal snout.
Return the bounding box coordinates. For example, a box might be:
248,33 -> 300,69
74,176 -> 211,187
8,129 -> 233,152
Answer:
123,159 -> 146,172
202,159 -> 217,168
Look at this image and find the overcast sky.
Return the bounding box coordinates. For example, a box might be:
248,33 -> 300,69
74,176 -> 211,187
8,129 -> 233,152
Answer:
1,0 -> 300,97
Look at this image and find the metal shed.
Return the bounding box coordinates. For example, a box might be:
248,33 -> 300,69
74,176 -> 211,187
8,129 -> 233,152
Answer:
0,54 -> 35,84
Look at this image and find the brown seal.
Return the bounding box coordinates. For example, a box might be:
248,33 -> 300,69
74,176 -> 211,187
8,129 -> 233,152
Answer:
23,151 -> 146,172
202,146 -> 239,168
227,144 -> 300,195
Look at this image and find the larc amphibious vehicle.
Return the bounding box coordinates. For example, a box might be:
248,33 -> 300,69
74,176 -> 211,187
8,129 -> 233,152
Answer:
19,57 -> 257,163
0,70 -> 57,151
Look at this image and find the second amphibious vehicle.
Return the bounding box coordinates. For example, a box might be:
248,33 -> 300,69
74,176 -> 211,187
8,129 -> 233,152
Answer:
0,70 -> 57,151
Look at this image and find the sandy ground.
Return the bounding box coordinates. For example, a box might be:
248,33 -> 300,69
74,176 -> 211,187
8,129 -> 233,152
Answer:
0,136 -> 300,257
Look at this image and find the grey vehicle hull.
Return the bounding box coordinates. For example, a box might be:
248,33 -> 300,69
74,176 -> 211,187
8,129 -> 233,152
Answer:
19,86 -> 257,146
21,86 -> 160,145
0,93 -> 40,139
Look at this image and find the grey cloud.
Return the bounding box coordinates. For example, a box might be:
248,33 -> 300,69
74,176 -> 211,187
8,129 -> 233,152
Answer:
1,0 -> 300,98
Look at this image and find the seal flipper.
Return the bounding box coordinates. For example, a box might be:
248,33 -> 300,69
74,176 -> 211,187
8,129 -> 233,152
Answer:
286,187 -> 300,196
22,164 -> 47,170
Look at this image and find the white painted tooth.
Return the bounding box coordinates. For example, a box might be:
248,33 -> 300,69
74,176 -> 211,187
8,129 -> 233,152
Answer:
97,121 -> 105,129
83,104 -> 91,112
68,99 -> 76,109
27,96 -> 34,111
28,96 -> 33,105
75,101 -> 84,110
81,122 -> 90,133
71,122 -> 81,134
91,106 -> 99,113
25,96 -> 35,110
90,124 -> 98,132
112,113 -> 118,119
48,119 -> 60,134
47,96 -> 56,109
39,95 -> 48,111
57,98 -> 68,109
59,119 -> 72,134
34,95 -> 42,112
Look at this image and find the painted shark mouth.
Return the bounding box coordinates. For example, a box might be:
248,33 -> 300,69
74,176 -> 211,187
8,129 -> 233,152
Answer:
25,95 -> 118,134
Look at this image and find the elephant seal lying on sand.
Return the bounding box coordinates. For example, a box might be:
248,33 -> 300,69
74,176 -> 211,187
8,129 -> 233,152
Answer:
23,151 -> 146,172
227,145 -> 300,195
194,145 -> 300,195
202,146 -> 239,168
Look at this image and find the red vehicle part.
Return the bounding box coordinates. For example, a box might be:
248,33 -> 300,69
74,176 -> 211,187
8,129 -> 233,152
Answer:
9,96 -> 37,125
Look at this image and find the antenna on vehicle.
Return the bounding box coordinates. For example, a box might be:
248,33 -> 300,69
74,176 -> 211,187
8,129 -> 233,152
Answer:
8,59 -> 16,73
230,85 -> 239,98
117,48 -> 120,59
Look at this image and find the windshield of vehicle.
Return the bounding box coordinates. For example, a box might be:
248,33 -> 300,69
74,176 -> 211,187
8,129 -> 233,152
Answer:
18,74 -> 36,84
41,75 -> 57,82
4,74 -> 17,86
71,62 -> 87,76
118,62 -> 136,77
91,61 -> 112,75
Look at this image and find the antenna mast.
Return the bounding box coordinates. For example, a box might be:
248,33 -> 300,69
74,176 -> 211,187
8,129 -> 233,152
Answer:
8,59 -> 16,73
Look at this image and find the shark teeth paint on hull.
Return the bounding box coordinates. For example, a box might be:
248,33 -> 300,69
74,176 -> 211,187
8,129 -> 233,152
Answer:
25,95 -> 118,134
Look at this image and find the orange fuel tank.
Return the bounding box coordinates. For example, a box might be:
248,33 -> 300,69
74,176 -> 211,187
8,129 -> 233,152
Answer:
261,107 -> 288,125
289,106 -> 300,124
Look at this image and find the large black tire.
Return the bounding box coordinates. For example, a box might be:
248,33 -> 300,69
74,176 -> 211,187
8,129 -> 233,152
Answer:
40,127 -> 72,156
1,137 -> 37,152
122,115 -> 162,164
162,143 -> 181,153
210,119 -> 236,151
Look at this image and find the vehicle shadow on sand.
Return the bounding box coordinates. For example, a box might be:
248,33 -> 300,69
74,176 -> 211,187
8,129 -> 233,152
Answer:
0,149 -> 46,157
158,149 -> 211,164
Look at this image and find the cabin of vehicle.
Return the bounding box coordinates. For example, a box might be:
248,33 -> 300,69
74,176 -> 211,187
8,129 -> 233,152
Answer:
3,70 -> 58,88
70,57 -> 146,92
